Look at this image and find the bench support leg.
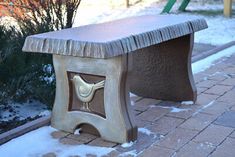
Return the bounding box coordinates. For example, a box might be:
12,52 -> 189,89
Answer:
161,0 -> 177,13
178,0 -> 191,11
51,54 -> 137,143
129,34 -> 197,102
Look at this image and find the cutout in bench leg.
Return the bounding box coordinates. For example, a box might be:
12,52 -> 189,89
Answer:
75,123 -> 100,137
51,54 -> 137,143
130,34 -> 197,102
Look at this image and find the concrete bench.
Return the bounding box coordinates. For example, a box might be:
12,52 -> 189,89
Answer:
22,15 -> 207,143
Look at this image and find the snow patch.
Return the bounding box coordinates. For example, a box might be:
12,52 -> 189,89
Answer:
193,101 -> 215,116
43,64 -> 53,74
74,128 -> 81,135
131,100 -> 135,106
130,93 -> 138,97
58,145 -> 114,157
121,141 -> 135,148
119,150 -> 138,157
39,110 -> 51,117
181,101 -> 194,105
138,128 -> 153,136
171,107 -> 189,113
201,101 -> 215,110
160,135 -> 165,139
159,106 -> 189,113
0,100 -> 50,121
204,142 -> 215,148
0,126 -> 114,157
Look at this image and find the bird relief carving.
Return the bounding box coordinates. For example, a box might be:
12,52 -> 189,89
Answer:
72,75 -> 105,112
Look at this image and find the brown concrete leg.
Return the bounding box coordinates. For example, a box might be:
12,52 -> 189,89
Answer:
129,34 -> 197,102
51,54 -> 137,143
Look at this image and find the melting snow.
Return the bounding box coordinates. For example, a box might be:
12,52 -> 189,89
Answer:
39,110 -> 51,117
203,101 -> 216,109
193,101 -> 215,116
119,150 -> 138,157
171,107 -> 189,113
0,126 -> 115,157
159,106 -> 189,113
181,101 -> 194,105
0,100 -> 50,121
130,93 -> 138,97
138,128 -> 153,136
131,100 -> 135,106
74,128 -> 81,135
121,141 -> 135,148
138,127 -> 158,139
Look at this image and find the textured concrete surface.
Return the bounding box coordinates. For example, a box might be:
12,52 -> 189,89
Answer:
22,15 -> 207,58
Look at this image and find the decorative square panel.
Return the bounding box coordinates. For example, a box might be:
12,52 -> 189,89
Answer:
67,72 -> 106,118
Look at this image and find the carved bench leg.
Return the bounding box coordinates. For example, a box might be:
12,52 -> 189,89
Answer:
129,34 -> 197,102
51,54 -> 137,143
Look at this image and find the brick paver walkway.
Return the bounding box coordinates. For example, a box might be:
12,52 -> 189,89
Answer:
43,52 -> 235,157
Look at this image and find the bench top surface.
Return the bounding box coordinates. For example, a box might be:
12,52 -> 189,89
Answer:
23,15 -> 207,58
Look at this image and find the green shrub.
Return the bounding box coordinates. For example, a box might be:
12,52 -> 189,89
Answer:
0,0 -> 81,108
0,24 -> 54,107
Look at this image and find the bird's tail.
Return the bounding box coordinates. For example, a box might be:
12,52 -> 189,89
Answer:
94,80 -> 105,90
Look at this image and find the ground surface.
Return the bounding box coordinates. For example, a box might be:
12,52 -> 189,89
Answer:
1,48 -> 235,157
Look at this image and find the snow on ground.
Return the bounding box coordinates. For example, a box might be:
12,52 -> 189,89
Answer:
130,92 -> 138,98
0,100 -> 50,121
192,100 -> 215,116
119,150 -> 138,157
138,127 -> 154,136
74,0 -> 235,46
181,101 -> 194,105
157,106 -> 190,113
0,126 -> 115,157
121,141 -> 135,148
193,16 -> 235,45
0,126 -> 158,157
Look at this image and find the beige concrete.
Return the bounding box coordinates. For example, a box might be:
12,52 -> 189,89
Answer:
51,54 -> 137,143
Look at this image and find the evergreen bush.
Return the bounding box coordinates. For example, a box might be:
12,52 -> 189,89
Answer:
0,0 -> 81,108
